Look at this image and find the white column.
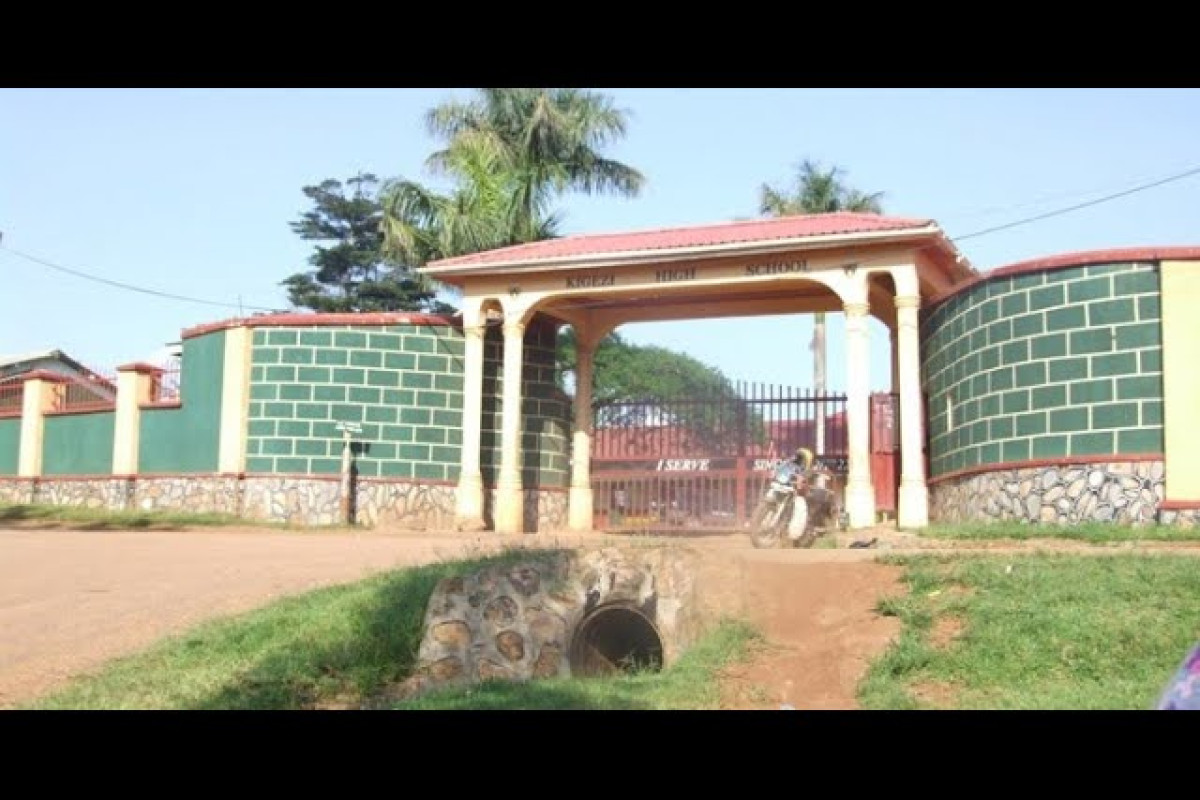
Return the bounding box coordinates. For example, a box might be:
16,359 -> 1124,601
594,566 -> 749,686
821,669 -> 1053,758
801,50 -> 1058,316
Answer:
455,323 -> 487,530
18,376 -> 58,478
218,326 -> 253,474
895,294 -> 929,528
112,365 -> 155,475
844,302 -> 877,528
494,320 -> 527,534
568,335 -> 595,531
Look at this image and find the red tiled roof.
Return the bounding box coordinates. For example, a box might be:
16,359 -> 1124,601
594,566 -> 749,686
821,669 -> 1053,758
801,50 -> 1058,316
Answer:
426,213 -> 936,269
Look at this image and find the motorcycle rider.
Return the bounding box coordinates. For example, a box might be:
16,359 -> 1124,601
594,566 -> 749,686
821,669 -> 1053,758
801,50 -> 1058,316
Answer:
768,446 -> 816,545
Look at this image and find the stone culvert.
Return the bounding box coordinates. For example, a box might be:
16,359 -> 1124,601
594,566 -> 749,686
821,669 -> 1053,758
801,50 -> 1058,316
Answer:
398,547 -> 702,698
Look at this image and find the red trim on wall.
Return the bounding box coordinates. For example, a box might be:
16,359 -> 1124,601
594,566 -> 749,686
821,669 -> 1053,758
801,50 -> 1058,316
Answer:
240,472 -> 569,491
1,471 -> 567,491
181,313 -> 460,340
20,472 -> 245,482
929,246 -> 1200,309
928,453 -> 1164,485
117,362 -> 164,375
44,407 -> 115,417
130,472 -> 244,479
20,474 -> 126,482
139,400 -> 183,410
12,370 -> 71,383
1160,500 -> 1200,511
0,411 -> 21,419
2,473 -> 572,493
241,472 -> 454,485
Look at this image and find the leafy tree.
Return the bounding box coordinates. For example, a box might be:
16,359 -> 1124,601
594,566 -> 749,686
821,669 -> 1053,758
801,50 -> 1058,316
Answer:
282,173 -> 453,314
381,89 -> 750,445
381,145 -> 559,271
557,327 -> 757,453
759,159 -> 884,218
381,88 -> 645,267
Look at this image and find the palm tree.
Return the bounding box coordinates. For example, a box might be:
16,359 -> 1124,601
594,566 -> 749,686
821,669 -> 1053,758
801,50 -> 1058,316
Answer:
380,143 -> 560,276
382,88 -> 646,270
758,160 -> 884,455
759,159 -> 883,216
424,88 -> 645,244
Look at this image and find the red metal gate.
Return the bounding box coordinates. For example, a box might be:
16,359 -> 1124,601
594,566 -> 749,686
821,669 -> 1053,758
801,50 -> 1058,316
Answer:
591,385 -> 901,532
871,392 -> 900,517
590,382 -> 849,533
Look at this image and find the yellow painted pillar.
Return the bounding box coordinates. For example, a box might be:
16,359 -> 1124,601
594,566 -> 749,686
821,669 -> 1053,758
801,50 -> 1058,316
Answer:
1161,260 -> 1200,501
112,364 -> 157,475
895,294 -> 929,528
844,302 -> 877,528
494,319 -> 527,533
568,334 -> 596,531
18,375 -> 60,478
455,323 -> 487,530
218,326 -> 253,474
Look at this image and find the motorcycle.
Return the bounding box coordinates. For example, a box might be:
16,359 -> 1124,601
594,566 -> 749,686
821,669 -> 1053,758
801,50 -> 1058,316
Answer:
749,453 -> 843,549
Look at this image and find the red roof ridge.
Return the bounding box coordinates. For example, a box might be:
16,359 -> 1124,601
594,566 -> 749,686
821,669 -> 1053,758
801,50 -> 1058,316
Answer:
532,211 -> 929,244
426,211 -> 937,270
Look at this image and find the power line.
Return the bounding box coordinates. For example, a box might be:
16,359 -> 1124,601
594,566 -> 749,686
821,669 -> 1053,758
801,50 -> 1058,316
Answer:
8,161 -> 1200,310
0,244 -> 284,313
952,164 -> 1200,242
938,163 -> 1200,223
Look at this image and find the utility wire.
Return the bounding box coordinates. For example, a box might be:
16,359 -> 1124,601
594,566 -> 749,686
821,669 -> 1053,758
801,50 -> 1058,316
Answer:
7,162 -> 1200,311
0,244 -> 284,313
938,164 -> 1200,223
951,164 -> 1200,242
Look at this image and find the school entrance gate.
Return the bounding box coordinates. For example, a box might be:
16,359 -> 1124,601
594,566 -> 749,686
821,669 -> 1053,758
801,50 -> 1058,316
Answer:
589,382 -> 900,533
419,213 -> 975,533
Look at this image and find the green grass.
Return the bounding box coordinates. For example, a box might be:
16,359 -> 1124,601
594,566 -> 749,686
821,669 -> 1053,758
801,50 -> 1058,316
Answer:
32,543 -> 758,711
921,520 -> 1200,543
391,619 -> 759,710
859,553 -> 1200,709
32,548 -> 567,710
0,502 -> 248,530
0,502 -> 350,531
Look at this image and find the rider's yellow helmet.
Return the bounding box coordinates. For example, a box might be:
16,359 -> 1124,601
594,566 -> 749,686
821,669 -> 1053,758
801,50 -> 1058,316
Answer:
795,447 -> 814,471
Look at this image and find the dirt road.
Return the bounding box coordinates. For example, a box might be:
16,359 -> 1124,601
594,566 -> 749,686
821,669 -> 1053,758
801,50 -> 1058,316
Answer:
8,525 -> 1186,710
0,527 -> 613,708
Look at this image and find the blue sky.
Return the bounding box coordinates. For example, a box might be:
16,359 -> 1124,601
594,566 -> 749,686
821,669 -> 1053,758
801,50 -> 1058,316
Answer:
3,88 -> 1198,389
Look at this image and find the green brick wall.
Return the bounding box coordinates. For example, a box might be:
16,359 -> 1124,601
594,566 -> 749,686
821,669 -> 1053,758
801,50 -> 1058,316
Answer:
481,320 -> 571,487
43,411 -> 115,475
921,262 -> 1164,477
245,319 -> 570,487
0,418 -> 20,475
